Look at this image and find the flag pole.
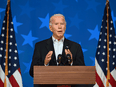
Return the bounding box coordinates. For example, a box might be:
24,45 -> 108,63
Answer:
4,0 -> 10,87
106,0 -> 110,87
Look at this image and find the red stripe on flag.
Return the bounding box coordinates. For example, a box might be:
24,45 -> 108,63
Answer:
0,79 -> 4,87
9,75 -> 19,87
96,71 -> 105,87
18,68 -> 21,74
108,74 -> 116,87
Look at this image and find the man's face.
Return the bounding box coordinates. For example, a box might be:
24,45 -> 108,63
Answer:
49,16 -> 66,39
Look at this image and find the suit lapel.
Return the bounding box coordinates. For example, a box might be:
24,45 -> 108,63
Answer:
62,38 -> 70,64
62,38 -> 71,56
46,37 -> 54,51
46,37 -> 57,65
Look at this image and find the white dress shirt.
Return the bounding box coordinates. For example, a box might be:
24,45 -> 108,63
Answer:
52,36 -> 64,65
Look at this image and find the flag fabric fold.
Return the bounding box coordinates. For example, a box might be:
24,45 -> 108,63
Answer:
0,3 -> 23,87
94,2 -> 116,87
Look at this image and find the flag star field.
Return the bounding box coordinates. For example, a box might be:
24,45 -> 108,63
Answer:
0,0 -> 116,87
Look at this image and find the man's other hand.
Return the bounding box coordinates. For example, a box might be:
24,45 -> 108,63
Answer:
44,51 -> 53,65
65,49 -> 73,63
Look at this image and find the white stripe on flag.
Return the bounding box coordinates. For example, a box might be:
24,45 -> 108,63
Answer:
13,70 -> 23,87
95,58 -> 112,87
111,69 -> 116,81
93,82 -> 99,87
0,65 -> 12,87
0,65 -> 4,82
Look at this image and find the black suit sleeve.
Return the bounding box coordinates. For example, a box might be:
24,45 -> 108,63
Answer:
29,43 -> 44,77
73,44 -> 85,66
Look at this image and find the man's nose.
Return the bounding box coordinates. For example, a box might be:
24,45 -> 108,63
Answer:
58,24 -> 62,28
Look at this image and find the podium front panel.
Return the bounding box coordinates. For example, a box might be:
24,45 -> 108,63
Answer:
34,66 -> 95,84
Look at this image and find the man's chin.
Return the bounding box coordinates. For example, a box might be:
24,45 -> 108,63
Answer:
57,35 -> 64,38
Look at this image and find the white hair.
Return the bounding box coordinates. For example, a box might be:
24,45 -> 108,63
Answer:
49,14 -> 66,25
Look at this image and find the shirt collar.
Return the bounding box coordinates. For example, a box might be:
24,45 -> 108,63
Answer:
52,36 -> 64,43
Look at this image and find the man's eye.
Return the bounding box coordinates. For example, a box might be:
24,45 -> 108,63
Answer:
61,23 -> 64,25
55,23 -> 58,25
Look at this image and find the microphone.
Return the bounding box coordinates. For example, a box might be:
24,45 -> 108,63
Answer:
57,54 -> 62,65
65,45 -> 72,65
66,54 -> 72,65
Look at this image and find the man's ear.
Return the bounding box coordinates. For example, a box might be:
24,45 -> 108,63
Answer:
49,25 -> 52,32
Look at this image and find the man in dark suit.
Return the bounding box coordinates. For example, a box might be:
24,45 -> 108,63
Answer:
29,14 -> 91,87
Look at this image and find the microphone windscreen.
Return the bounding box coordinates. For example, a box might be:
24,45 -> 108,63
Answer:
66,54 -> 71,58
58,54 -> 62,58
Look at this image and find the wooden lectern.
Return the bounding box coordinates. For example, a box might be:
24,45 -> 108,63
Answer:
34,66 -> 95,85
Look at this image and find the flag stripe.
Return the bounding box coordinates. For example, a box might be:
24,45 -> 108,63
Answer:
13,69 -> 23,87
108,74 -> 116,86
0,65 -> 5,83
111,69 -> 116,81
95,57 -> 112,87
9,75 -> 19,87
95,59 -> 105,87
95,59 -> 106,87
93,83 -> 99,87
18,68 -> 21,74
0,65 -> 13,87
0,79 -> 4,87
96,72 -> 104,87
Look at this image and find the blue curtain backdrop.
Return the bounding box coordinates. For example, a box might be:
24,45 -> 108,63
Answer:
0,0 -> 116,87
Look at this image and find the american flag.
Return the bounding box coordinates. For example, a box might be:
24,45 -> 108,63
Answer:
94,1 -> 116,87
0,3 -> 23,87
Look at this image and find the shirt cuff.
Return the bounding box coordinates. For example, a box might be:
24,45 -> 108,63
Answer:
44,63 -> 49,66
70,61 -> 73,66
